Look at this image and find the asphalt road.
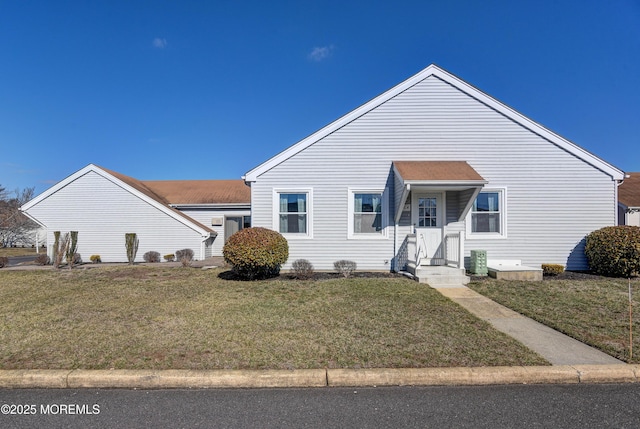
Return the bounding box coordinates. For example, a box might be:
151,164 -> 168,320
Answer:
6,256 -> 37,267
2,384 -> 640,428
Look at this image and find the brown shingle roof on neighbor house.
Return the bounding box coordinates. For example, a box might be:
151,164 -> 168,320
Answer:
619,173 -> 640,208
143,180 -> 251,205
393,161 -> 485,182
97,166 -> 249,234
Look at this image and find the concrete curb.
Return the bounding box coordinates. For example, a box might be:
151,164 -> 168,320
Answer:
1,365 -> 639,389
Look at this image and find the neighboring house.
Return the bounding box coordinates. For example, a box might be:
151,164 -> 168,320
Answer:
243,64 -> 624,273
21,164 -> 250,262
618,173 -> 640,226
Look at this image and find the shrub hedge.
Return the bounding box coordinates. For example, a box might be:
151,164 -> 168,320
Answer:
223,227 -> 289,280
585,226 -> 640,277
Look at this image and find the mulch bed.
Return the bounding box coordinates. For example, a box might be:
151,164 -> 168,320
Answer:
219,270 -> 407,281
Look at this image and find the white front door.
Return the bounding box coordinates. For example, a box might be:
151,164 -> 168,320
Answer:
413,193 -> 444,265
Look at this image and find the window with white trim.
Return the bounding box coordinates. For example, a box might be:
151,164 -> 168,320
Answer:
468,189 -> 506,238
277,192 -> 308,234
348,189 -> 387,239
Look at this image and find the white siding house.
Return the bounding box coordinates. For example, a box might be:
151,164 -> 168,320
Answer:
244,64 -> 624,272
21,165 -> 250,262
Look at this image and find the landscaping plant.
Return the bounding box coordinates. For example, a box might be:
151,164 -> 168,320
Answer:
291,259 -> 314,279
585,226 -> 640,277
143,251 -> 161,263
334,260 -> 357,278
125,233 -> 139,264
223,227 -> 288,280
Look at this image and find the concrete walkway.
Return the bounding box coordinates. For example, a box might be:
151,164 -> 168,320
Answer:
435,286 -> 624,366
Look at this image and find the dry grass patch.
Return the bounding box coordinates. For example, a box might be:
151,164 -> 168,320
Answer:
0,247 -> 37,258
0,266 -> 546,369
469,276 -> 640,363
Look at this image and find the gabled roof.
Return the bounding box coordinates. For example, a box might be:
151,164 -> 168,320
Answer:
243,64 -> 624,182
143,179 -> 250,206
619,173 -> 640,208
393,161 -> 486,183
20,164 -> 229,236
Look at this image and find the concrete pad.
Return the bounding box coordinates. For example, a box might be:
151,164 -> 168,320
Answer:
67,369 -> 327,389
0,370 -> 70,388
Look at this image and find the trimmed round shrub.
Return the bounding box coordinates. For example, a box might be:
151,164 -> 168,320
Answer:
585,226 -> 640,277
223,227 -> 289,280
143,251 -> 161,263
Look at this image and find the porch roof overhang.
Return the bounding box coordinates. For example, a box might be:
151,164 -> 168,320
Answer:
392,161 -> 488,223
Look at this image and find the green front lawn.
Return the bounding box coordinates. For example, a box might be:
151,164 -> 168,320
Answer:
0,266 -> 546,370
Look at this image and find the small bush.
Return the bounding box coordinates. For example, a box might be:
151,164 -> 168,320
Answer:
291,259 -> 314,280
0,256 -> 8,268
90,255 -> 102,264
125,233 -> 139,265
223,227 -> 289,280
585,226 -> 640,277
35,254 -> 51,265
175,249 -> 194,267
72,253 -> 82,265
334,260 -> 357,278
143,251 -> 161,263
542,264 -> 564,276
164,254 -> 175,262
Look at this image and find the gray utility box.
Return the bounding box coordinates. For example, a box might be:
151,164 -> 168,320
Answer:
470,250 -> 488,275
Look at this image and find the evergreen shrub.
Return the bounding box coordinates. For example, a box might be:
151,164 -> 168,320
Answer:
223,227 -> 289,280
585,226 -> 640,277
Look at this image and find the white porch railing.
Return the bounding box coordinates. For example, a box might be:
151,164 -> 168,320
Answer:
400,231 -> 464,270
444,231 -> 464,268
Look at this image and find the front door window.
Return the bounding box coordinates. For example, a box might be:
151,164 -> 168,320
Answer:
418,197 -> 437,227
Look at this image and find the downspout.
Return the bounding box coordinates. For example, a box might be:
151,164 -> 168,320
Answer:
616,174 -> 630,225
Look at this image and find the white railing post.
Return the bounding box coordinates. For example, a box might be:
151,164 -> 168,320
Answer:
458,231 -> 464,270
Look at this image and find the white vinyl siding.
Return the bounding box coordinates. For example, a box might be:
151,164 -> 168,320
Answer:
25,171 -> 210,262
250,75 -> 617,271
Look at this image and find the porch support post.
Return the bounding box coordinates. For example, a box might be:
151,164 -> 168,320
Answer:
459,232 -> 465,270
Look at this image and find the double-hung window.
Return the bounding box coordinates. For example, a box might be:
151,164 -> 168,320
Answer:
276,191 -> 310,236
348,189 -> 387,238
468,189 -> 506,238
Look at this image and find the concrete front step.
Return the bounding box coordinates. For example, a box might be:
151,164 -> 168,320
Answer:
411,265 -> 470,287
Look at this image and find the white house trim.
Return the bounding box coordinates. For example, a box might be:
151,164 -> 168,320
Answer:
21,164 -> 215,238
244,64 -> 624,183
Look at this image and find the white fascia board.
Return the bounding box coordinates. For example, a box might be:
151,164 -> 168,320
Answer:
170,203 -> 251,210
244,64 -> 623,182
244,65 -> 443,182
403,180 -> 489,187
20,163 -> 101,211
429,67 -> 625,181
21,164 -> 212,237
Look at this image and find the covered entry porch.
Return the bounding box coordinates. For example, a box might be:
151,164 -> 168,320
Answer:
392,161 -> 487,284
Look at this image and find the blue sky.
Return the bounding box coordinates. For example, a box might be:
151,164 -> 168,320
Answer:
1,0 -> 639,195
